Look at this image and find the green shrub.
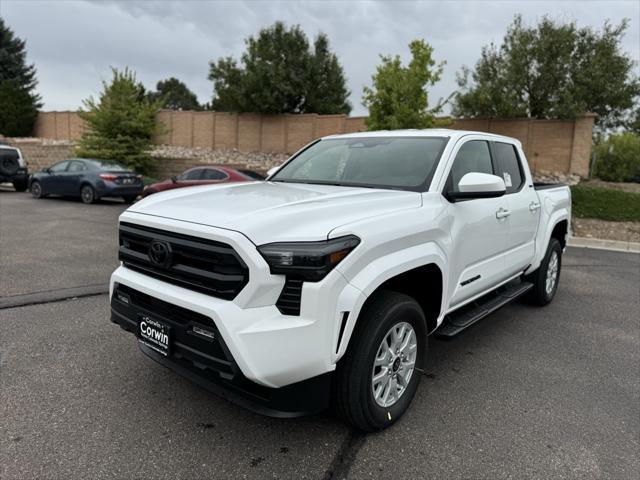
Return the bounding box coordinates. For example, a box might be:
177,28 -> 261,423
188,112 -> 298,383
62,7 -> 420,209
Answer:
76,68 -> 162,175
593,132 -> 640,182
571,185 -> 640,222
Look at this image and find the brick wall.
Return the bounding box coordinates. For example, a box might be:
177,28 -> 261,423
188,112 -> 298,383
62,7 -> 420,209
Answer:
29,111 -> 595,176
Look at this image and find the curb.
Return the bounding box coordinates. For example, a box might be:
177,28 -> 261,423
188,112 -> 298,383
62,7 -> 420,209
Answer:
0,284 -> 109,309
568,237 -> 640,254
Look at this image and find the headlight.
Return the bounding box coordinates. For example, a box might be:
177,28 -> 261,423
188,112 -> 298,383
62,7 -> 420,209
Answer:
258,235 -> 360,281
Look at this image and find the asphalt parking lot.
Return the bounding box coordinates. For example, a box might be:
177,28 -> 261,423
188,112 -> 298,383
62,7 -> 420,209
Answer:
1,189 -> 639,479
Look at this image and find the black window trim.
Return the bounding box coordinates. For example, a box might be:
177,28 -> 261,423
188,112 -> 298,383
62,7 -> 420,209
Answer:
489,141 -> 525,195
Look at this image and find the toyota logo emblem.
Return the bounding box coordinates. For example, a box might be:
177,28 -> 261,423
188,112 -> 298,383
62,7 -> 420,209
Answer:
148,239 -> 172,267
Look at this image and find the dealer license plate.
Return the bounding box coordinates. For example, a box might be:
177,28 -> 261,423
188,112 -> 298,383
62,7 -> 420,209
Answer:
138,315 -> 170,356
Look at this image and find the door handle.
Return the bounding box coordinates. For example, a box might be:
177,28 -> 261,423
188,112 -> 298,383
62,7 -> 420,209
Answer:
496,208 -> 511,219
529,202 -> 541,212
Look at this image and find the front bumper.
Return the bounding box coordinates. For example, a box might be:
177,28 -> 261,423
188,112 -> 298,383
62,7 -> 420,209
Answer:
110,283 -> 330,417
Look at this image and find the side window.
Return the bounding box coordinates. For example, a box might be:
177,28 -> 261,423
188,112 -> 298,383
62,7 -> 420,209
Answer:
49,161 -> 70,173
180,169 -> 203,180
492,142 -> 523,194
68,161 -> 86,172
202,168 -> 229,180
446,140 -> 493,193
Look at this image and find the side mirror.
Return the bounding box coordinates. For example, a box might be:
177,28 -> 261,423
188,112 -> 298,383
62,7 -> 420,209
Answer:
171,175 -> 178,183
447,172 -> 506,202
45,168 -> 52,174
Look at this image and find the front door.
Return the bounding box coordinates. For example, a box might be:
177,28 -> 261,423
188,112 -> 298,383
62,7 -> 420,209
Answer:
443,139 -> 511,309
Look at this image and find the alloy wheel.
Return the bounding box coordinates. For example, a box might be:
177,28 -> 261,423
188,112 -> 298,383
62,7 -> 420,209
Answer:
371,321 -> 417,408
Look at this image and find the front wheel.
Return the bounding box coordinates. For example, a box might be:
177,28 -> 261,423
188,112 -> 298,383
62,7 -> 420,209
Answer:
333,291 -> 426,431
30,180 -> 44,199
524,238 -> 562,306
80,184 -> 96,204
122,195 -> 137,204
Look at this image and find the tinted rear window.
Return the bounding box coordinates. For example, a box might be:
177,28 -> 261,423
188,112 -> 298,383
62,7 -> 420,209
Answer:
88,160 -> 128,171
492,142 -> 523,193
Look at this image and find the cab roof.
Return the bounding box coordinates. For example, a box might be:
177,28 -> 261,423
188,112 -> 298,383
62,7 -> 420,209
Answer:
323,129 -> 522,147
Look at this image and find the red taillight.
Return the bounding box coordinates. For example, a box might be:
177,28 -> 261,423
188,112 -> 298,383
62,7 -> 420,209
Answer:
99,173 -> 117,181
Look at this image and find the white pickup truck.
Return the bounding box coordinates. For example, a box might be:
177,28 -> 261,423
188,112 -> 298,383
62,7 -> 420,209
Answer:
110,129 -> 571,431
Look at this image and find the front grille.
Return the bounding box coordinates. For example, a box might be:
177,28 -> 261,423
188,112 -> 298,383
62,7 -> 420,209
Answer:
276,278 -> 303,315
119,222 -> 249,300
112,283 -> 236,377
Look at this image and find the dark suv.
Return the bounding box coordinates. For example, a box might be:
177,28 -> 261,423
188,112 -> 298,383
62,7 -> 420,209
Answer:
0,145 -> 29,191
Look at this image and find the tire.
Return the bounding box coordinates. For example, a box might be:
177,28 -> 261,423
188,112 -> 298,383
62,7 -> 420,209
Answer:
80,184 -> 96,204
13,178 -> 28,192
523,238 -> 562,306
122,195 -> 137,204
30,180 -> 44,199
0,155 -> 19,176
333,291 -> 427,432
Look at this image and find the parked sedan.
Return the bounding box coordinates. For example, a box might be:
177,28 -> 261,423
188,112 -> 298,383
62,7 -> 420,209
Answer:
141,165 -> 261,198
29,158 -> 143,204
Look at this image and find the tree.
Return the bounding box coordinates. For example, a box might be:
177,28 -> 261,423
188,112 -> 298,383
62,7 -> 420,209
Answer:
76,68 -> 161,174
148,77 -> 201,111
208,22 -> 351,114
362,39 -> 445,130
593,132 -> 640,182
453,15 -> 640,132
0,17 -> 41,136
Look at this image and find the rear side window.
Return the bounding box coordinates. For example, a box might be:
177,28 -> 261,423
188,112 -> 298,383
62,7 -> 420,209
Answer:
68,161 -> 86,172
202,168 -> 228,180
446,140 -> 493,193
492,142 -> 524,194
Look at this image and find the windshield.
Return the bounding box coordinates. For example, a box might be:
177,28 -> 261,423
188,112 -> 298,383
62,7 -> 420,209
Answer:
270,137 -> 448,191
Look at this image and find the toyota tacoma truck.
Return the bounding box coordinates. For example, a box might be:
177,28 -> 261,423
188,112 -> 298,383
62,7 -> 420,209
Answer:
110,130 -> 571,431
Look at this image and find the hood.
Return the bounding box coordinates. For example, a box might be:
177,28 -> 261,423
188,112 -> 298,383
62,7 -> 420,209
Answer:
128,181 -> 422,245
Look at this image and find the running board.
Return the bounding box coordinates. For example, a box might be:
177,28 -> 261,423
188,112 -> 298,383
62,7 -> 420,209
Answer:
436,282 -> 534,338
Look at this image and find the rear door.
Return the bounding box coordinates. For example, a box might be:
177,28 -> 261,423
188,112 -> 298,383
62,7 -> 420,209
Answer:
491,142 -> 540,276
443,138 -> 511,309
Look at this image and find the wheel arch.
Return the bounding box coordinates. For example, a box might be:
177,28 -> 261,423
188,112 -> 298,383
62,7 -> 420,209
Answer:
334,244 -> 447,364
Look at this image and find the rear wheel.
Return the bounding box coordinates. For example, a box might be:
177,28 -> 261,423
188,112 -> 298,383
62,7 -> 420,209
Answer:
524,238 -> 562,306
333,291 -> 426,431
80,184 -> 96,204
30,180 -> 44,199
13,178 -> 28,192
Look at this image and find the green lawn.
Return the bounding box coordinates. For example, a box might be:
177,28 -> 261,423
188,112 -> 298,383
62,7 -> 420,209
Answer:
570,185 -> 640,222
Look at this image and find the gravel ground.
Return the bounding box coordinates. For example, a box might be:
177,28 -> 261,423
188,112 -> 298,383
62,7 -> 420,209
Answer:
572,218 -> 640,243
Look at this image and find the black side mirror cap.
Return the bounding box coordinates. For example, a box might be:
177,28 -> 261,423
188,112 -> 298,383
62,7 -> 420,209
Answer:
445,189 -> 506,202
171,175 -> 178,183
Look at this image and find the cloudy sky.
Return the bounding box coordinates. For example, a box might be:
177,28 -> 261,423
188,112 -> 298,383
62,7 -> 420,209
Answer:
2,0 -> 638,115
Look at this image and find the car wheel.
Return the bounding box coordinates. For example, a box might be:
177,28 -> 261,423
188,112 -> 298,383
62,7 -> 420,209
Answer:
13,178 -> 28,192
122,195 -> 137,204
524,238 -> 562,306
30,180 -> 44,199
333,291 -> 426,432
80,184 -> 96,204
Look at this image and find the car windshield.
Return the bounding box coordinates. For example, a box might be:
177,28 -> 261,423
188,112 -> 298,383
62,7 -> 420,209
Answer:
270,136 -> 448,191
89,160 -> 128,171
